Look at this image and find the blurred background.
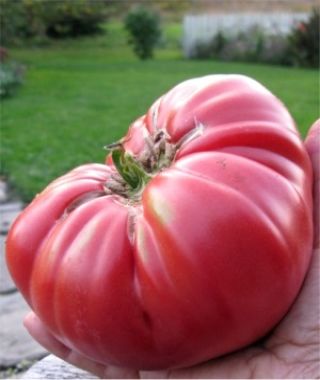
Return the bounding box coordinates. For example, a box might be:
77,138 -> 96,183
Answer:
0,0 -> 319,378
1,0 -> 319,202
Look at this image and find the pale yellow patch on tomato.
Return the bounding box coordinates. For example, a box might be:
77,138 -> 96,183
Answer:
135,221 -> 148,263
146,187 -> 173,226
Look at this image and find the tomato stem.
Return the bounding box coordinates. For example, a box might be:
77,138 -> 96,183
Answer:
111,147 -> 152,194
105,129 -> 174,200
104,125 -> 203,200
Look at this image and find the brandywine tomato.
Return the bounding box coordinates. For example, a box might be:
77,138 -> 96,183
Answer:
6,75 -> 313,370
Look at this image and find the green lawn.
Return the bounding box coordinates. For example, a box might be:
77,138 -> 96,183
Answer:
1,22 -> 319,201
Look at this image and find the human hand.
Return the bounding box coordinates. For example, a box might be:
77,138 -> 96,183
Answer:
24,120 -> 320,379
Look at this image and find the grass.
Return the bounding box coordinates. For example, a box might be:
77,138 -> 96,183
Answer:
1,21 -> 319,202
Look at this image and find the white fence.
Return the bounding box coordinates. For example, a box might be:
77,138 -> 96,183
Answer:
183,12 -> 309,57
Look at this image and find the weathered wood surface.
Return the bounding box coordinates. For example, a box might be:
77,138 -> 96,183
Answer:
0,292 -> 48,367
22,355 -> 98,379
0,200 -> 48,370
0,235 -> 16,294
0,202 -> 24,235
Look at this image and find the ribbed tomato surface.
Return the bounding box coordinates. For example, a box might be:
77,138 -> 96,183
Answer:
6,75 -> 313,370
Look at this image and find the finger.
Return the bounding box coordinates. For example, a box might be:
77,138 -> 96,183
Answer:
24,312 -> 105,377
305,119 -> 320,248
24,312 -> 70,359
24,312 -> 138,379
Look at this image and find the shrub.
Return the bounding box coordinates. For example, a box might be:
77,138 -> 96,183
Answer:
259,34 -> 291,66
44,0 -> 106,39
0,0 -> 52,45
0,62 -> 25,98
0,0 -> 106,45
192,31 -> 228,59
0,46 -> 8,62
0,0 -> 35,45
192,26 -> 290,66
287,8 -> 319,68
124,6 -> 162,60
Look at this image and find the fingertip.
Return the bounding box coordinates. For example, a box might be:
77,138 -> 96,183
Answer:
23,311 -> 36,326
305,119 -> 320,249
305,119 -> 320,157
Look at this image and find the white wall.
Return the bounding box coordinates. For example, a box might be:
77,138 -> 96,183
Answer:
183,12 -> 309,57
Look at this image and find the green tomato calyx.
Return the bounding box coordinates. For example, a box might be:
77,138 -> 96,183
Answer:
104,125 -> 204,201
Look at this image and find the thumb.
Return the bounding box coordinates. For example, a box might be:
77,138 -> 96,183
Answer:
305,119 -> 320,249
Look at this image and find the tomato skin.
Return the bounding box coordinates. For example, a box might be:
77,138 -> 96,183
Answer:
6,75 -> 313,370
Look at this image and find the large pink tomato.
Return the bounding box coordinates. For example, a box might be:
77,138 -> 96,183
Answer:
6,75 -> 313,370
